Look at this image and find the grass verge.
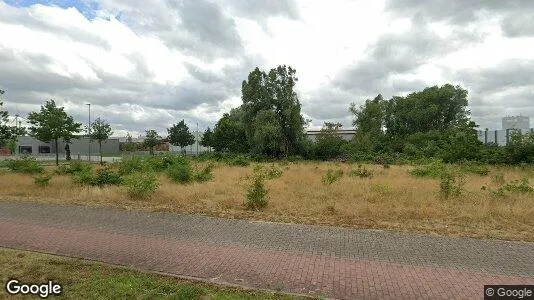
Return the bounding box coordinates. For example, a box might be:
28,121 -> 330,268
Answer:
0,247 -> 305,299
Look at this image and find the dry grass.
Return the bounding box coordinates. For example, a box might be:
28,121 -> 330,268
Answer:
0,162 -> 533,242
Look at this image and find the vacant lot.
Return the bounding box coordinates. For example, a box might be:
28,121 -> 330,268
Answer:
0,247 -> 300,299
0,161 -> 533,241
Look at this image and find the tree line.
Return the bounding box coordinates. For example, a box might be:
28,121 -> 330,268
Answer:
3,64 -> 533,166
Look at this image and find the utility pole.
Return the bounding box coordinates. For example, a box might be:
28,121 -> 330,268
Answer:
86,103 -> 91,162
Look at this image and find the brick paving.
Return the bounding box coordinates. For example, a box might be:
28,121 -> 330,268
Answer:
0,202 -> 533,299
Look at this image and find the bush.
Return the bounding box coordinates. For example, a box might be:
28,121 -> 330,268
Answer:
193,164 -> 214,183
124,172 -> 159,199
349,166 -> 373,178
228,154 -> 251,166
73,169 -> 94,186
34,173 -> 52,187
409,161 -> 448,178
146,154 -> 188,172
322,169 -> 344,185
55,161 -> 92,175
91,167 -> 123,187
252,164 -> 283,180
502,178 -> 534,194
245,175 -> 268,210
439,172 -> 465,199
6,157 -> 43,174
117,156 -> 150,175
167,163 -> 193,184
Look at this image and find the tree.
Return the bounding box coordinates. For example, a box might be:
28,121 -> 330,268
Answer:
251,110 -> 283,156
0,90 -> 14,148
212,107 -> 249,153
90,117 -> 113,164
123,133 -> 135,152
167,120 -> 194,154
200,127 -> 213,152
241,65 -> 306,157
27,100 -> 82,165
314,122 -> 347,160
144,130 -> 161,155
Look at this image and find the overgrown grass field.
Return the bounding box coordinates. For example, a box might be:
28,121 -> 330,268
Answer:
0,157 -> 533,242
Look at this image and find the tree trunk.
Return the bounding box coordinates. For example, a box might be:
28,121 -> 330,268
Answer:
99,141 -> 103,164
55,138 -> 59,166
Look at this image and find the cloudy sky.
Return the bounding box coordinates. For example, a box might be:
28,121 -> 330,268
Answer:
1,0 -> 533,137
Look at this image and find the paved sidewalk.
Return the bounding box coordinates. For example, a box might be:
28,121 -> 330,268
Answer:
0,202 -> 532,299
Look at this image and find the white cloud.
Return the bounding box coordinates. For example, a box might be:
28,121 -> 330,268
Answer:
1,0 -> 533,135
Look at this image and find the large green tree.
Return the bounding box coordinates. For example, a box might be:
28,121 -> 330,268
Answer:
167,120 -> 195,154
90,117 -> 113,164
27,100 -> 82,165
211,107 -> 248,153
241,65 -> 305,157
143,130 -> 161,155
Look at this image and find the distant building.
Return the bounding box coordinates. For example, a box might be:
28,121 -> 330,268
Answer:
306,130 -> 356,143
168,131 -> 210,154
15,136 -> 120,155
478,116 -> 534,146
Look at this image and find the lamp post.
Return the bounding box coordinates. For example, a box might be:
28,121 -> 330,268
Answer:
86,103 -> 91,162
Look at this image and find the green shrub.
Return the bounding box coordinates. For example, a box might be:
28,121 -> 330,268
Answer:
349,166 -> 373,178
117,156 -> 150,175
322,169 -> 344,185
167,163 -> 193,184
228,154 -> 251,166
124,172 -> 159,198
56,161 -> 92,175
502,178 -> 534,194
409,161 -> 447,178
73,169 -> 94,186
91,167 -> 123,187
34,173 -> 52,187
265,165 -> 283,179
252,164 -> 283,180
439,172 -> 465,199
245,175 -> 268,210
6,157 -> 43,174
193,164 -> 214,183
146,154 -> 188,172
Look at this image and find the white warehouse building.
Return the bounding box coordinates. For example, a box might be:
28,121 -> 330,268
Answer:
477,116 -> 534,146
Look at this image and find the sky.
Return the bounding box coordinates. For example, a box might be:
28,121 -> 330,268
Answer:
0,0 -> 533,137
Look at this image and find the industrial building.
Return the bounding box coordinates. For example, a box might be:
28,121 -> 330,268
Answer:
306,129 -> 356,143
477,116 -> 533,146
15,136 -> 120,156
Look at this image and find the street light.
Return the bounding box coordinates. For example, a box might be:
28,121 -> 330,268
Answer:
86,103 -> 91,162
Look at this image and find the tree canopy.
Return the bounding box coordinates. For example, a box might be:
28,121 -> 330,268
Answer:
90,117 -> 113,163
167,120 -> 195,153
144,130 -> 161,155
27,100 -> 82,165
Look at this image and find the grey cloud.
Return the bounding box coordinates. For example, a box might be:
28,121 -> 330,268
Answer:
385,0 -> 534,37
333,26 -> 477,94
225,0 -> 300,20
501,12 -> 534,37
98,0 -> 244,61
447,59 -> 534,94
